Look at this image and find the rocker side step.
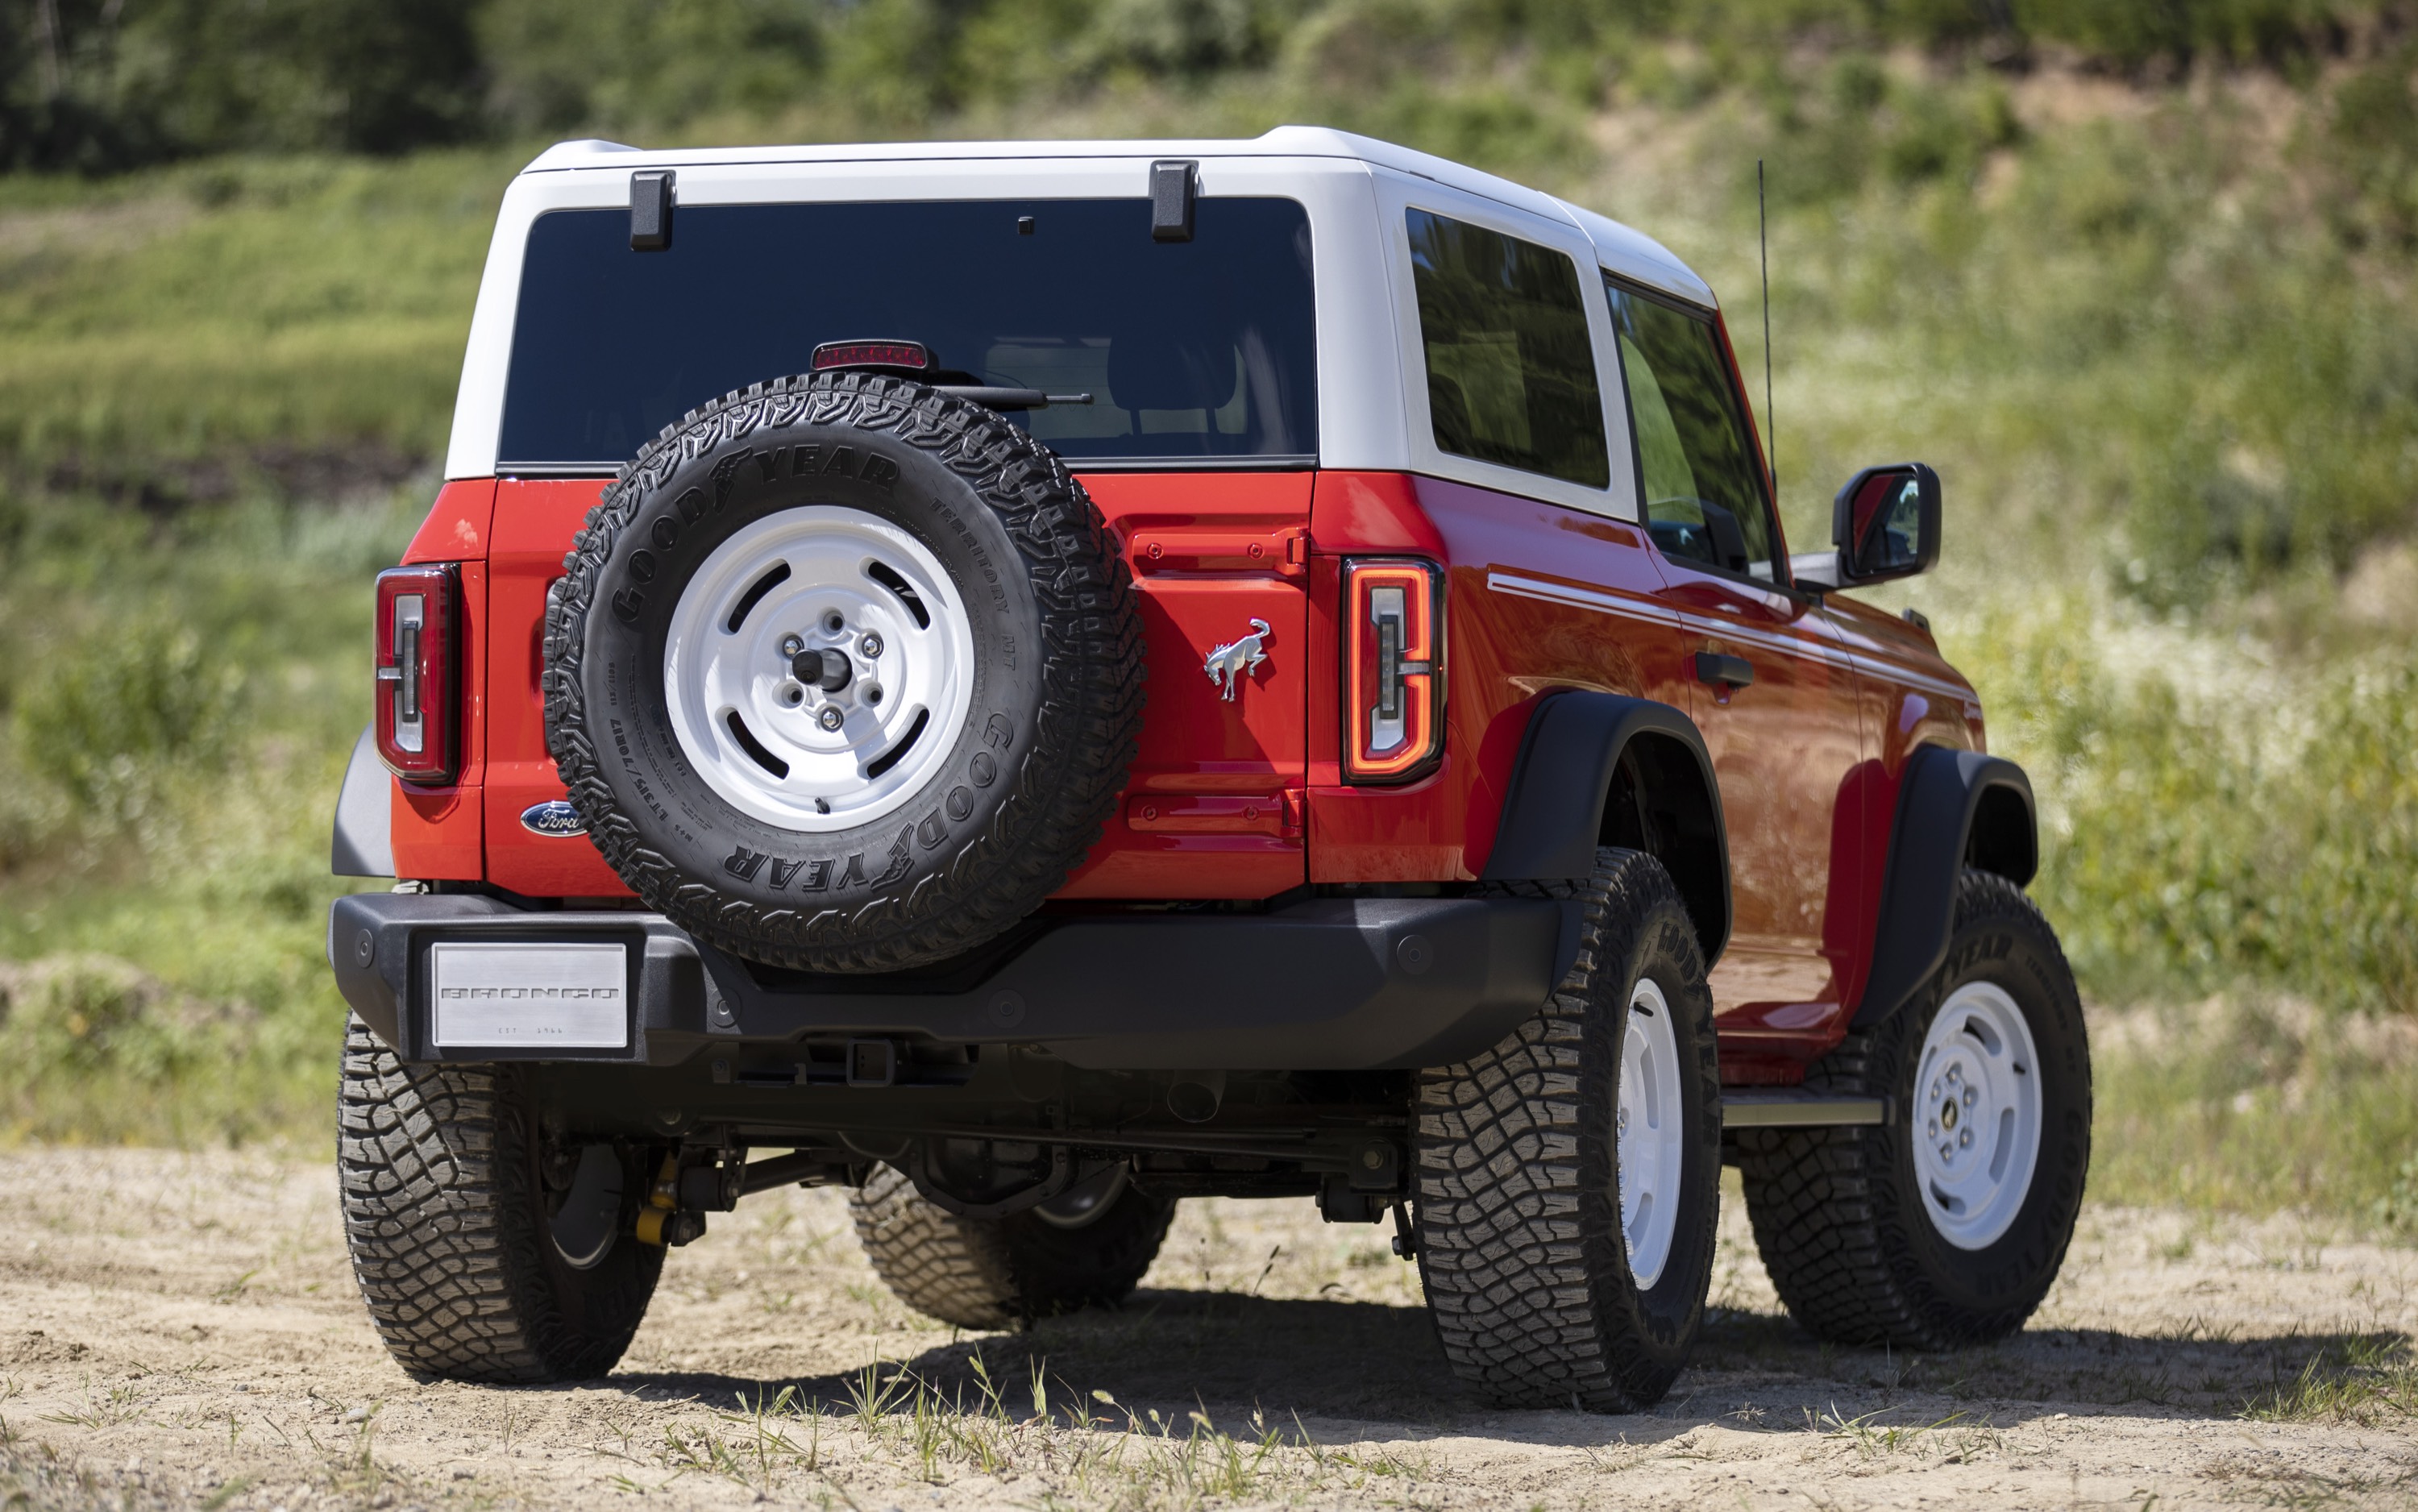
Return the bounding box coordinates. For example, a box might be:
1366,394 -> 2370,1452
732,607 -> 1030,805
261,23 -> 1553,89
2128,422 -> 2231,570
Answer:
1721,1090 -> 1890,1130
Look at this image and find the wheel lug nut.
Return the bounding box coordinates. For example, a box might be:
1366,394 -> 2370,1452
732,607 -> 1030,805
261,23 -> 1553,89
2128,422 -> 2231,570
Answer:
860,633 -> 884,659
816,705 -> 844,733
779,634 -> 804,657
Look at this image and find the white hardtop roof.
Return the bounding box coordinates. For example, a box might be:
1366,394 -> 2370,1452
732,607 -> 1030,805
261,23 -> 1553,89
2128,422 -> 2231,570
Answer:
519,126 -> 1715,309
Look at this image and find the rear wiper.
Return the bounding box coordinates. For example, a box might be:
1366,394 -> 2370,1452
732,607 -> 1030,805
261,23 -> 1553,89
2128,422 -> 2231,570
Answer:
934,386 -> 1094,411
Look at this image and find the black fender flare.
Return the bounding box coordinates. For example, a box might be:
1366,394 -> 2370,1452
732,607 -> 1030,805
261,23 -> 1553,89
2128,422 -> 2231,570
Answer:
1851,744 -> 2039,1028
331,723 -> 396,879
1481,691 -> 1731,967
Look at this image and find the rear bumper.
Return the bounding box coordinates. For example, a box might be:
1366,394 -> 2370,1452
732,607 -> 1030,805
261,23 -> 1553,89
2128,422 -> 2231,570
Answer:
326,891 -> 1563,1072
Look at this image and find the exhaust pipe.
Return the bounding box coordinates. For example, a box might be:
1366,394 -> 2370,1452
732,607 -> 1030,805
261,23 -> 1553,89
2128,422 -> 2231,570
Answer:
1166,1070 -> 1226,1124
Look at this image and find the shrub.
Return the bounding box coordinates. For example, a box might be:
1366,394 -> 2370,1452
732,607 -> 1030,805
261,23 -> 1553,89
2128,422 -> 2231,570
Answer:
0,953 -> 222,1082
13,622 -> 239,826
1954,596 -> 2418,1015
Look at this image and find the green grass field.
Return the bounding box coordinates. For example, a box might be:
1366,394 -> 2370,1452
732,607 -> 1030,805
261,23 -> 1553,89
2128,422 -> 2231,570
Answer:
0,39 -> 2412,1224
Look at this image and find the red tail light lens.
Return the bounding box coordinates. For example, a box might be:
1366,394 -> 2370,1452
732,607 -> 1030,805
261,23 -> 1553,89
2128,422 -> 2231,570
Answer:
1344,558 -> 1444,783
375,565 -> 459,784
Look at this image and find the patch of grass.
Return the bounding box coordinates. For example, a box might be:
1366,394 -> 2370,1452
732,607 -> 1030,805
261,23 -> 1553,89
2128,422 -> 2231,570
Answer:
2241,1335 -> 2418,1426
38,1380 -> 144,1431
0,152 -> 512,467
1938,592 -> 2418,1016
0,483 -> 422,1146
2088,999 -> 2418,1223
609,1359 -> 1427,1507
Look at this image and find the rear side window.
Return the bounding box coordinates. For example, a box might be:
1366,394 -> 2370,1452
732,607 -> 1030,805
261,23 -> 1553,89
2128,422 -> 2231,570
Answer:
1406,210 -> 1608,489
497,197 -> 1316,471
1606,280 -> 1780,583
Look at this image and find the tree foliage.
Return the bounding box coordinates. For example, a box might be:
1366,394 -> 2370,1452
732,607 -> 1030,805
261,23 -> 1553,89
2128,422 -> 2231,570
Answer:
0,0 -> 2397,172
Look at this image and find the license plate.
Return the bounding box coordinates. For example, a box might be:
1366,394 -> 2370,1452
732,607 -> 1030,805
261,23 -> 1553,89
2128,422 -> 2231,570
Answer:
429,942 -> 629,1049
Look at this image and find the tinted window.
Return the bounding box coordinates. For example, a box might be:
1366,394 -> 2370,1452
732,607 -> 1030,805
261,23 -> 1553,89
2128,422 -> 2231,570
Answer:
1606,280 -> 1780,582
1406,210 -> 1608,488
498,198 -> 1315,469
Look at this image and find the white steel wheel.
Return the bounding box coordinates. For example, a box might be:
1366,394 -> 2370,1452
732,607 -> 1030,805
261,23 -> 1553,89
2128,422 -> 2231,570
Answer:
1616,976 -> 1687,1290
663,506 -> 974,833
1913,980 -> 2044,1250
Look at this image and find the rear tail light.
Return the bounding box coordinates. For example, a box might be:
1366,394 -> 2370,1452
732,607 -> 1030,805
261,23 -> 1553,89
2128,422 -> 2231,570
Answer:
1343,558 -> 1444,783
375,565 -> 459,784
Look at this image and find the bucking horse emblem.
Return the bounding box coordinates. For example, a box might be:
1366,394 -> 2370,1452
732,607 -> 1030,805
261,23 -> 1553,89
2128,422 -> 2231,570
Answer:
1204,618 -> 1271,702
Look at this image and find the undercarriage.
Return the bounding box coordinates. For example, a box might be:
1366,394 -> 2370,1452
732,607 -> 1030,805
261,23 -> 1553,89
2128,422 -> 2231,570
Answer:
535,1053 -> 1415,1232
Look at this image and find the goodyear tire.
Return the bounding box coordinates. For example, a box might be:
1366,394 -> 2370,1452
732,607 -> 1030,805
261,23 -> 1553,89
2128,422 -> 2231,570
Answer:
1734,870 -> 2091,1348
849,1164 -> 1174,1328
1414,849 -> 1724,1411
546,372 -> 1144,974
337,1016 -> 663,1382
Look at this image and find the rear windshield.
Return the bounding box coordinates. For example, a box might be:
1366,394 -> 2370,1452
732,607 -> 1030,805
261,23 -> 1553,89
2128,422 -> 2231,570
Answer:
496,197 -> 1317,471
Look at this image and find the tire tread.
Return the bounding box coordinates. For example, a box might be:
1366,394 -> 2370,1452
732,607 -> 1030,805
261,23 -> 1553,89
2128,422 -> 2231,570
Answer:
1735,870 -> 2087,1349
337,1017 -> 658,1382
1415,849 -> 1722,1411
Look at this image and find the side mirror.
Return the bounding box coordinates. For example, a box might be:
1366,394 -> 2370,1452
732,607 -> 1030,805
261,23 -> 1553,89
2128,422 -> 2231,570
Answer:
1830,462 -> 1941,585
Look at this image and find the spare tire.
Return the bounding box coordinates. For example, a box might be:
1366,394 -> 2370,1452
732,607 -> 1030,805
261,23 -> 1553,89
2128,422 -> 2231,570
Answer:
545,372 -> 1143,974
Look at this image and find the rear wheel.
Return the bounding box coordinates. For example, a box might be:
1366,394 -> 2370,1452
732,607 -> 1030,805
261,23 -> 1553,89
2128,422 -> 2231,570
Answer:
1413,849 -> 1724,1411
337,1018 -> 663,1382
849,1163 -> 1174,1328
1735,870 -> 2091,1348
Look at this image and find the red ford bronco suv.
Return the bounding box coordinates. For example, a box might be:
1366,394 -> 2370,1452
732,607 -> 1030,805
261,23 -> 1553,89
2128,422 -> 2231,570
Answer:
327,128 -> 2089,1410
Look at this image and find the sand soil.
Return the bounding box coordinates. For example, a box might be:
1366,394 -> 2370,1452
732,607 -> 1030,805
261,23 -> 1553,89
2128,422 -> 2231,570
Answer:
0,1149 -> 2409,1510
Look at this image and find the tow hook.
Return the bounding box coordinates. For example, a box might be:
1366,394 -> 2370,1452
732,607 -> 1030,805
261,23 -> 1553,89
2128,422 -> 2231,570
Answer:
634,1153 -> 707,1248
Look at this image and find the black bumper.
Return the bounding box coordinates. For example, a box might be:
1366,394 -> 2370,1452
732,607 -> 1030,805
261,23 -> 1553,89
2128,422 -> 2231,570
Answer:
326,892 -> 1564,1072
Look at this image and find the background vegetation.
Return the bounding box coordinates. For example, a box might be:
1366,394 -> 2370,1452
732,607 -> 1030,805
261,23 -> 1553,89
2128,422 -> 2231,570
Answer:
0,0 -> 2413,1225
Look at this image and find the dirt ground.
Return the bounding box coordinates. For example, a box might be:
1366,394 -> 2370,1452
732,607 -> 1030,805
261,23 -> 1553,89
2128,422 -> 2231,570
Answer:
0,1150 -> 2409,1510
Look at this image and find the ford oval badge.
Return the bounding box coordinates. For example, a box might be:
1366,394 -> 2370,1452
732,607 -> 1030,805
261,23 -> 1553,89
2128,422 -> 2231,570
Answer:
520,800 -> 587,838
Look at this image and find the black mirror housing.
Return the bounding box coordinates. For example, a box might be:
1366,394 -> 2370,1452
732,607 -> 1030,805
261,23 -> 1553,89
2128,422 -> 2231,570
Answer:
1830,462 -> 1941,586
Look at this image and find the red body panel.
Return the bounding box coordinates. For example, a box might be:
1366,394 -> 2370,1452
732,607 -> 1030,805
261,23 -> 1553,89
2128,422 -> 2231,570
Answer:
1055,471 -> 1313,899
391,473 -> 1317,902
389,480 -> 495,879
1651,563 -> 1868,1080
483,480 -> 629,898
382,459 -> 1982,1083
1826,593 -> 1986,1023
1304,471 -> 1698,883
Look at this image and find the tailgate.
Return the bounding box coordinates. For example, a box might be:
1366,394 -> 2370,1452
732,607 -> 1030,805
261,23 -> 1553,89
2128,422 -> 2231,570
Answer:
480,473 -> 1315,901
1051,471 -> 1313,899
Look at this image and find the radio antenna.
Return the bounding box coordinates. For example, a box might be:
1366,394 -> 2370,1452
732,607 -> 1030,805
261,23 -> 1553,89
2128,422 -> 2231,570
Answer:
1758,158 -> 1776,491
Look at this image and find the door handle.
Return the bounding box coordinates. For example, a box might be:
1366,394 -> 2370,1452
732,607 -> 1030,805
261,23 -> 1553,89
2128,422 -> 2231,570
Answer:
1694,651 -> 1755,690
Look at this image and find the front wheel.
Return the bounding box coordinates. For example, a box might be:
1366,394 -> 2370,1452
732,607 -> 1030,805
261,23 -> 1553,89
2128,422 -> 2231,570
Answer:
1735,870 -> 2092,1348
1413,848 -> 1725,1411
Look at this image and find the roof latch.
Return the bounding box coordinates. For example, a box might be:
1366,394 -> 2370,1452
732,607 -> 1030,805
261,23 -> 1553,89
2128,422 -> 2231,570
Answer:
630,168 -> 675,251
1149,160 -> 1196,243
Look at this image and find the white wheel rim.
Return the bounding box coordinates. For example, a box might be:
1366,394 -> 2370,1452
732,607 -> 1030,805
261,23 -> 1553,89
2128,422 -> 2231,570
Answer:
1617,976 -> 1686,1290
1913,981 -> 2043,1251
664,506 -> 974,833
